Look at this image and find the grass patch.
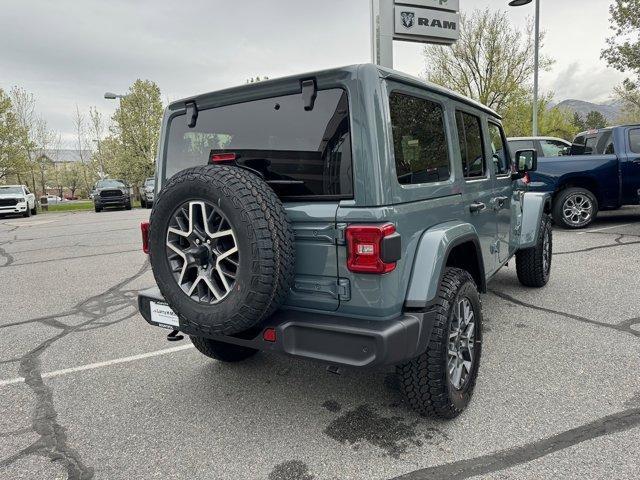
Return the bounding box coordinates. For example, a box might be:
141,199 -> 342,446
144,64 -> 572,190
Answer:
42,200 -> 143,213
43,201 -> 94,212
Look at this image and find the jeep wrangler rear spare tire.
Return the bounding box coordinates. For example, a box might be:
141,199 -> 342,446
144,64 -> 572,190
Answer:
148,165 -> 295,336
397,267 -> 482,419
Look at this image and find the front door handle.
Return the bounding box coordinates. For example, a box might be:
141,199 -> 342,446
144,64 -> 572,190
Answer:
493,196 -> 509,209
469,201 -> 486,213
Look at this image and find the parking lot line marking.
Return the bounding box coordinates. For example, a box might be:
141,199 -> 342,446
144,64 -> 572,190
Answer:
577,222 -> 635,234
0,344 -> 194,387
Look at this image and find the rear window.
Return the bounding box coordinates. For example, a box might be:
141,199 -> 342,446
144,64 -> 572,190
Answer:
572,131 -> 614,155
164,88 -> 353,200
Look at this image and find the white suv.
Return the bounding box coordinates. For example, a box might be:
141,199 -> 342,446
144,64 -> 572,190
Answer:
0,185 -> 37,217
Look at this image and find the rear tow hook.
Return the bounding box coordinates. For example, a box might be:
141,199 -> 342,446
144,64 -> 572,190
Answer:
167,330 -> 184,342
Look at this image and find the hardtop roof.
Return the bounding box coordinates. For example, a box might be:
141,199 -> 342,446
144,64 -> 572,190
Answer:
168,63 -> 501,119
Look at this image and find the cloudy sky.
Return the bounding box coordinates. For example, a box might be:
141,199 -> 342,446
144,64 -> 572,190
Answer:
0,0 -> 624,145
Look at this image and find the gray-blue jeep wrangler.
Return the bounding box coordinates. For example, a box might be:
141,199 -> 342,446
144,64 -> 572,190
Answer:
138,64 -> 552,419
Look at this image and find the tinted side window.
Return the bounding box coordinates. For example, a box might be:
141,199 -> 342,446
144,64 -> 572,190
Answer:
389,92 -> 450,185
456,111 -> 485,179
584,136 -> 597,155
540,140 -> 569,157
488,122 -> 509,175
571,135 -> 586,155
596,131 -> 614,154
630,129 -> 640,154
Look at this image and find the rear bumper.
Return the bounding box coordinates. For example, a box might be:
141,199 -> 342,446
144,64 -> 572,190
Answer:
138,287 -> 435,368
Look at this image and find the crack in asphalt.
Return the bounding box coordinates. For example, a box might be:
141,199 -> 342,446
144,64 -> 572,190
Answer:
390,407 -> 640,480
490,290 -> 640,338
0,247 -> 141,268
555,234 -> 640,255
4,226 -> 138,244
0,242 -> 14,267
0,262 -> 150,479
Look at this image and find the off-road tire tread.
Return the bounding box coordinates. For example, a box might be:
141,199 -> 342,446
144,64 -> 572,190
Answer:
516,214 -> 552,287
396,267 -> 480,419
190,335 -> 258,362
150,165 -> 295,335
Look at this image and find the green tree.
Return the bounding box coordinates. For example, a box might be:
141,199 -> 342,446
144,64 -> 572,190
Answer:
0,88 -> 28,181
423,8 -> 553,113
602,0 -> 640,123
106,80 -> 163,192
584,110 -> 608,129
571,112 -> 586,132
502,93 -> 577,140
602,0 -> 640,80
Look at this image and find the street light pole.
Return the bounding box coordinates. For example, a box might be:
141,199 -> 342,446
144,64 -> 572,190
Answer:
532,0 -> 540,136
509,0 -> 540,136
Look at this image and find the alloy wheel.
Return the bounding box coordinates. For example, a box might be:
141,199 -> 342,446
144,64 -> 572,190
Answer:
165,201 -> 239,304
562,194 -> 593,227
448,297 -> 476,390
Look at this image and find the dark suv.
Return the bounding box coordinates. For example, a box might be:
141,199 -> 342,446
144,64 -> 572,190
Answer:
92,179 -> 132,212
137,64 -> 552,418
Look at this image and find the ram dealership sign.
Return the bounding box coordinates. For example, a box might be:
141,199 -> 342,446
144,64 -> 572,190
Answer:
372,0 -> 460,68
393,0 -> 460,45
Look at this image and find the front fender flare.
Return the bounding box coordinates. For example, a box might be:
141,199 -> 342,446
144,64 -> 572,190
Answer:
404,222 -> 485,309
519,192 -> 551,249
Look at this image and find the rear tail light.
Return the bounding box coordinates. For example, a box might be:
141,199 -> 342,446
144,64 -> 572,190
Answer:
141,221 -> 150,254
263,327 -> 276,342
346,223 -> 400,274
209,152 -> 237,163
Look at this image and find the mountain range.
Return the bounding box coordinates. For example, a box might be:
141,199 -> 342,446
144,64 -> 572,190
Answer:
554,99 -> 622,122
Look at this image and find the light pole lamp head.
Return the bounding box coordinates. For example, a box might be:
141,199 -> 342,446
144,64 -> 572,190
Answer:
104,92 -> 124,100
508,0 -> 533,6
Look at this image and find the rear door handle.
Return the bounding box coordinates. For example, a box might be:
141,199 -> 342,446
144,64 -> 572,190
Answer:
469,202 -> 486,213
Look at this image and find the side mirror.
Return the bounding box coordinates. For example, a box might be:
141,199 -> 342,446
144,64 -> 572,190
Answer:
512,149 -> 537,178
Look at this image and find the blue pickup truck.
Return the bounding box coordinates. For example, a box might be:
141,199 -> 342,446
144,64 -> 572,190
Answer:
516,125 -> 640,228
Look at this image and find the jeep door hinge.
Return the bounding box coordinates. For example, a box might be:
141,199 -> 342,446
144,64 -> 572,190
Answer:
334,223 -> 347,245
337,278 -> 351,301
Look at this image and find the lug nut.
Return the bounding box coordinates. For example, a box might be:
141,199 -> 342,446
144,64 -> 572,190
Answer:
195,239 -> 200,244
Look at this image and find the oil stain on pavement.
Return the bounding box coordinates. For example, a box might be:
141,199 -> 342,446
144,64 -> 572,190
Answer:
324,404 -> 424,458
268,460 -> 314,480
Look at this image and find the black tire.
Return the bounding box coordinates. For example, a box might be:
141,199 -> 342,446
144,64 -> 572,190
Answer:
516,214 -> 553,288
125,202 -> 132,210
553,187 -> 598,229
141,199 -> 146,209
149,165 -> 295,336
31,204 -> 37,215
94,205 -> 101,213
23,206 -> 31,218
190,336 -> 258,362
397,267 -> 482,419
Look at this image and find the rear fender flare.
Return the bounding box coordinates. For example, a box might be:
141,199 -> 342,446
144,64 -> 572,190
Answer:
404,222 -> 485,309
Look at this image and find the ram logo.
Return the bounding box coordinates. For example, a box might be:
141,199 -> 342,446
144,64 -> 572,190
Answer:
400,11 -> 415,29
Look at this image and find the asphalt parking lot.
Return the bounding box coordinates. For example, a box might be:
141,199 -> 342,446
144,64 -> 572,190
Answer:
0,207 -> 639,480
